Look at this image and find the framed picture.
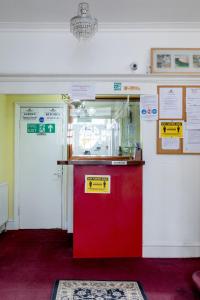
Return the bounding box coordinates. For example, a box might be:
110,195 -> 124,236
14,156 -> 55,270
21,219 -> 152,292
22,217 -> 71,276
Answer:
151,48 -> 200,74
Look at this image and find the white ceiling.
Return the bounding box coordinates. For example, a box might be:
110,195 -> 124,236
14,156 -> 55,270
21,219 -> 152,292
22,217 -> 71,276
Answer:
0,0 -> 199,23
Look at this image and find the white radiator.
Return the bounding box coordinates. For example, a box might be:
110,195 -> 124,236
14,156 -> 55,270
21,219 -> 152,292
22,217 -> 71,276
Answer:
0,183 -> 8,229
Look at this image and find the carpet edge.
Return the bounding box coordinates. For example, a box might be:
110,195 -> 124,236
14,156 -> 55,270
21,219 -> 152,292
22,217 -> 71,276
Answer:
136,281 -> 148,300
51,280 -> 59,300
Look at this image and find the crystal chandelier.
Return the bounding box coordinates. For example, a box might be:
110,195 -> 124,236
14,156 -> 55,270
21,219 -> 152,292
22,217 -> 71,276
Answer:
70,2 -> 98,40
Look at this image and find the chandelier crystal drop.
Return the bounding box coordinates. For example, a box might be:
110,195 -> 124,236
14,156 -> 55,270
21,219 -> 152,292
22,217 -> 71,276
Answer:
70,2 -> 98,40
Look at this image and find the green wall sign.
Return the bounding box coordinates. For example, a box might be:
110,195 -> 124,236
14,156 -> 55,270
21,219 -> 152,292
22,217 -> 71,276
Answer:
27,124 -> 55,134
114,82 -> 122,91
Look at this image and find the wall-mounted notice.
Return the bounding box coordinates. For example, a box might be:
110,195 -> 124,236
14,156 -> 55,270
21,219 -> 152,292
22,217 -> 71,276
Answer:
186,88 -> 200,129
183,128 -> 200,153
85,175 -> 111,194
27,123 -> 55,134
140,95 -> 158,120
44,108 -> 62,121
114,82 -> 122,91
159,87 -> 183,119
21,108 -> 38,120
69,83 -> 96,100
159,121 -> 183,138
161,138 -> 180,150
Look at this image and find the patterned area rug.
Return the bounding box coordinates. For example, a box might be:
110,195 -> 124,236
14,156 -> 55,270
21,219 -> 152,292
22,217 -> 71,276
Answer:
51,280 -> 147,300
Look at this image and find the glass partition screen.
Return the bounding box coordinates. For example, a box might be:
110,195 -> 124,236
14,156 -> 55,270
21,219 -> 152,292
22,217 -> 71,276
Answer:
68,99 -> 140,159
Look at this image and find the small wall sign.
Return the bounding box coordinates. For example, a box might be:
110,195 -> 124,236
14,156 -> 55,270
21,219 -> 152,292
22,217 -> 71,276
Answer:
85,175 -> 111,194
159,121 -> 183,138
114,82 -> 122,91
27,123 -> 55,134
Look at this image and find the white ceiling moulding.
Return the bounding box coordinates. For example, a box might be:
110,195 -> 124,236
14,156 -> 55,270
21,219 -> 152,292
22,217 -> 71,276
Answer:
1,22 -> 200,32
0,74 -> 200,84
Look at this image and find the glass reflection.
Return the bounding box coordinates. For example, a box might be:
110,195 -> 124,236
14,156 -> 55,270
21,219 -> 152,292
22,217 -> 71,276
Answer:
69,99 -> 140,158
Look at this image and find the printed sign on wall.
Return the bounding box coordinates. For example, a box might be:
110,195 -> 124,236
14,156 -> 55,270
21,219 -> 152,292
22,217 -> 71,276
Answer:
27,123 -> 55,134
159,121 -> 183,138
85,175 -> 111,194
21,108 -> 38,120
140,95 -> 158,120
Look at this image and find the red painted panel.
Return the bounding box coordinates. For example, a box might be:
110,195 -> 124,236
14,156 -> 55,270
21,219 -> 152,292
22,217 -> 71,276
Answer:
73,165 -> 142,258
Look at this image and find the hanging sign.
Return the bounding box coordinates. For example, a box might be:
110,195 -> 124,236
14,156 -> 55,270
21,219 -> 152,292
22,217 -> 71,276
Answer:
27,123 -> 55,134
69,83 -> 96,100
85,175 -> 111,194
159,121 -> 183,138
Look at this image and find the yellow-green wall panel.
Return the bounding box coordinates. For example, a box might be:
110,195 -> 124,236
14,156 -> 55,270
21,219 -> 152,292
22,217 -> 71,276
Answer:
0,95 -> 8,182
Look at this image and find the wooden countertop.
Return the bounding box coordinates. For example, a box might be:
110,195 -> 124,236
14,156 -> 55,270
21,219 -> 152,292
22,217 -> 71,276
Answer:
57,160 -> 145,166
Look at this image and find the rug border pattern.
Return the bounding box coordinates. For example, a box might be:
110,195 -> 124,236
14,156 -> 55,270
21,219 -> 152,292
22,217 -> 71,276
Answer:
51,279 -> 147,300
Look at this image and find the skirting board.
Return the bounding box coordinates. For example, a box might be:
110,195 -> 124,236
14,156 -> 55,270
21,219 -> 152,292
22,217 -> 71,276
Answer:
143,246 -> 200,258
4,225 -> 200,258
6,220 -> 18,230
0,224 -> 6,233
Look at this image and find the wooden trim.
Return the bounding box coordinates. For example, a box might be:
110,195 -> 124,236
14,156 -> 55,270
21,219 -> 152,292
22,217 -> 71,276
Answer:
152,48 -> 200,51
95,95 -> 140,101
69,156 -> 132,161
57,160 -> 145,166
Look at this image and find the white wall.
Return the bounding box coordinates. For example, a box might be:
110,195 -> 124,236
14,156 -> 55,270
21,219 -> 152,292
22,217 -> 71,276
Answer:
1,28 -> 200,75
1,26 -> 200,257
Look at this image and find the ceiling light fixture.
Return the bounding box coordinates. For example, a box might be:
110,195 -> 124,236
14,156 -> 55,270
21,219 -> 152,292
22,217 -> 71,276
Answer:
70,2 -> 98,40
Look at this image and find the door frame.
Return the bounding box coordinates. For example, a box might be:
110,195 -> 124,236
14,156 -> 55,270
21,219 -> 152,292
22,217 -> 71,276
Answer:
14,102 -> 67,230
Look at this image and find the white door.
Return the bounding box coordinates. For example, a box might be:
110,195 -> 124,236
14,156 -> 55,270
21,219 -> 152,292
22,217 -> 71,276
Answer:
18,105 -> 64,229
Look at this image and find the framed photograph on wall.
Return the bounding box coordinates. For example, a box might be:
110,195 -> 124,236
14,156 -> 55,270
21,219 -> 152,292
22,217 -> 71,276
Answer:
151,48 -> 200,74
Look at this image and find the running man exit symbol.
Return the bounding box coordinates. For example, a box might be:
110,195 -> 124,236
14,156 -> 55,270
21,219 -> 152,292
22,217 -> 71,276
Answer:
27,124 -> 55,134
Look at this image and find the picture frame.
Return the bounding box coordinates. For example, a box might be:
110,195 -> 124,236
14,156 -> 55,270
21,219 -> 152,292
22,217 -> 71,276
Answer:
151,48 -> 200,74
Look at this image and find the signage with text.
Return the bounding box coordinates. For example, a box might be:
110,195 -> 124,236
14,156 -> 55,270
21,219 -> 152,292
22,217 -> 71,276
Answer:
85,175 -> 111,194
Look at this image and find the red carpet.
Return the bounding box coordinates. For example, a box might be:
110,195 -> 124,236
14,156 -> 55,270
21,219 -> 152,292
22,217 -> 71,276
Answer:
0,229 -> 199,300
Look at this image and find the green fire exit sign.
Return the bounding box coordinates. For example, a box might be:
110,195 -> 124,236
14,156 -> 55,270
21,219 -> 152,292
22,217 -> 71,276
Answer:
27,124 -> 55,133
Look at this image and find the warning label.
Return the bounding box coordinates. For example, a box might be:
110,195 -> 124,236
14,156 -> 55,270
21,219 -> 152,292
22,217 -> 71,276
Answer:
160,121 -> 183,138
85,175 -> 111,194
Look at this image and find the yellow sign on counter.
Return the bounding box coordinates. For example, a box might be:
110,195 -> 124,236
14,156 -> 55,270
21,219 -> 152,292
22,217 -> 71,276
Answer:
160,121 -> 183,138
85,175 -> 111,194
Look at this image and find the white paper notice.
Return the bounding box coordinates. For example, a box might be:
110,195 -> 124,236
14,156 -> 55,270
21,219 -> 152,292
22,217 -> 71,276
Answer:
140,95 -> 158,120
69,83 -> 96,100
162,138 -> 180,150
159,88 -> 183,119
186,88 -> 200,129
183,128 -> 200,153
186,111 -> 200,129
186,88 -> 200,112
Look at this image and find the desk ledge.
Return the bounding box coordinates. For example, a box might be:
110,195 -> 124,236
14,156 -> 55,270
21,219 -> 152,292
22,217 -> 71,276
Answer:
57,160 -> 145,166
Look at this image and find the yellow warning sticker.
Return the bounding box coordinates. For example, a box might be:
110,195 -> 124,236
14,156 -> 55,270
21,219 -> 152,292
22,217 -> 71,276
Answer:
85,175 -> 111,194
160,121 -> 183,138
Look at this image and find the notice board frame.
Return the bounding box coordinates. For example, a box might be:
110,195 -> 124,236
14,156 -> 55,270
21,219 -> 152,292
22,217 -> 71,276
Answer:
157,85 -> 200,155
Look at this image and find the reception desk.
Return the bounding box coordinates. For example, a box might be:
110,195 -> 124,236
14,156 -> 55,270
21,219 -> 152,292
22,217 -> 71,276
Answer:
58,160 -> 145,258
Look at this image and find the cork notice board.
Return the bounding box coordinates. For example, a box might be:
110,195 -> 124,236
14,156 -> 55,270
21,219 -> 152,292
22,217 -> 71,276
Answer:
157,86 -> 200,154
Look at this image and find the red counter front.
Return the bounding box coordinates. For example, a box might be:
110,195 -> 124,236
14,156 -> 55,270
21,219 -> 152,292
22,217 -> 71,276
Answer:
73,163 -> 143,258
